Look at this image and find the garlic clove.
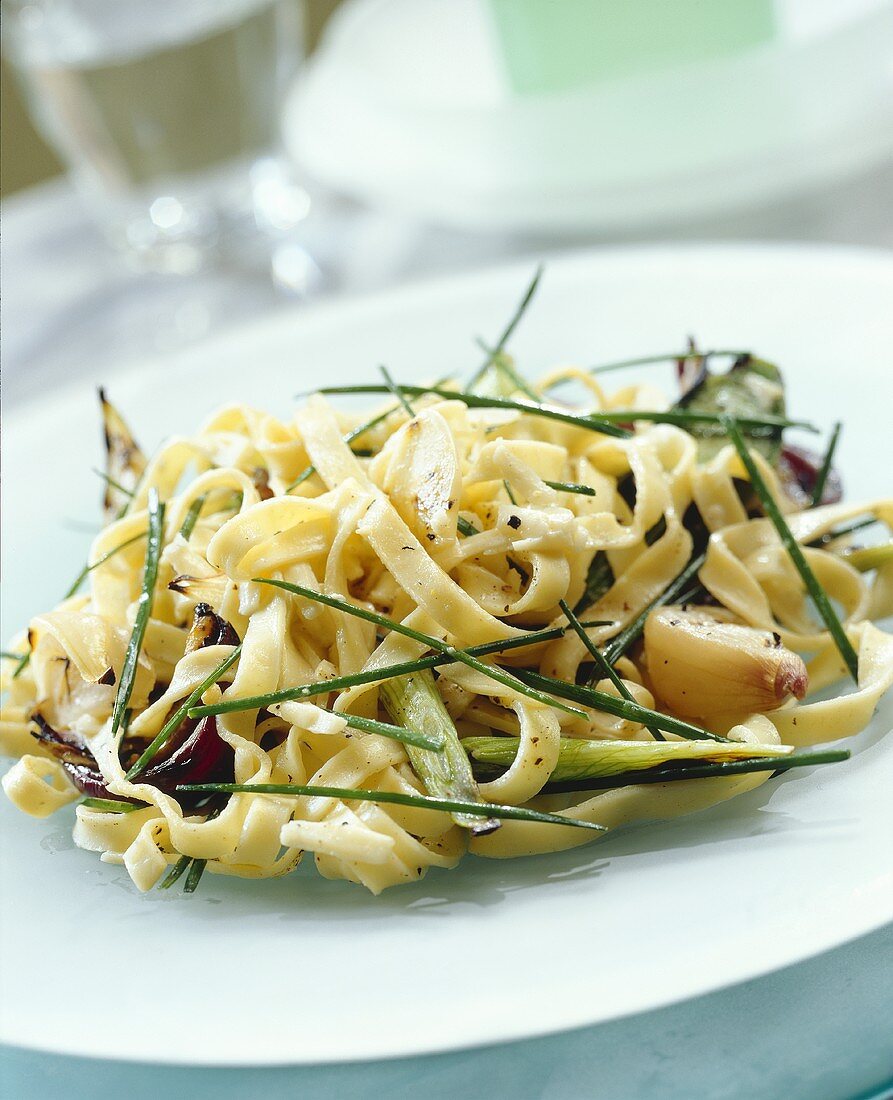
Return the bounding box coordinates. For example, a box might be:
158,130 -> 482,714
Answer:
644,604 -> 807,720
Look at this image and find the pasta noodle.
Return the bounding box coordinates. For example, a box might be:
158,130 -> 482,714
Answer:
2,345 -> 891,896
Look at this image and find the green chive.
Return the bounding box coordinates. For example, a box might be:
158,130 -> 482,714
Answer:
472,340 -> 540,401
111,489 -> 165,739
380,364 -> 415,417
341,711 -> 445,752
542,748 -> 850,793
724,417 -> 859,682
545,480 -> 596,497
315,385 -> 816,437
602,552 -> 707,666
93,468 -> 135,498
179,496 -> 206,540
559,599 -> 664,741
187,626 -> 568,719
175,780 -> 606,833
255,578 -> 586,719
183,859 -> 208,893
457,516 -> 480,537
80,797 -> 146,814
313,385 -> 632,439
811,421 -> 842,506
159,855 -> 192,889
125,644 -> 242,780
809,517 -> 877,548
466,266 -> 543,392
64,531 -> 148,600
587,349 -> 749,376
512,668 -> 728,742
285,406 -> 397,493
503,479 -> 518,505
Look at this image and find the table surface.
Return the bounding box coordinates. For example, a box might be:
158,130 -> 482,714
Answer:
2,167 -> 893,1100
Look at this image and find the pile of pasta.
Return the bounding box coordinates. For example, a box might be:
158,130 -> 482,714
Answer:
2,368 -> 892,894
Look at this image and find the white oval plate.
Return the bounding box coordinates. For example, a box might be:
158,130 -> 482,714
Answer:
2,244 -> 891,1066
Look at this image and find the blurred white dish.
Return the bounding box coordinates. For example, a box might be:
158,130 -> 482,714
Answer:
285,0 -> 893,232
1,243 -> 892,1065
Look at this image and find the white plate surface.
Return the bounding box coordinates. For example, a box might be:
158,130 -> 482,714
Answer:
2,244 -> 892,1065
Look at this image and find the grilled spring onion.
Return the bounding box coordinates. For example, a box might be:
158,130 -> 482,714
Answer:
111,489 -> 166,738
175,781 -> 607,833
379,670 -> 498,834
463,735 -> 792,783
842,543 -> 893,572
724,417 -> 860,682
540,748 -> 850,794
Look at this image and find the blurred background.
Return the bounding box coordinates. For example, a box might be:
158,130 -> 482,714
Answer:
2,0 -> 892,403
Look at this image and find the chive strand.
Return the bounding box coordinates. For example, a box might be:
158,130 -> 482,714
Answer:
559,600 -> 664,741
341,711 -> 445,752
380,364 -> 415,417
183,859 -> 208,893
314,385 -> 631,438
466,265 -> 543,391
80,797 -> 146,814
457,516 -> 480,537
179,495 -> 206,540
175,781 -> 606,833
111,490 -> 165,738
64,531 -> 148,600
512,668 -> 727,743
724,417 -> 859,682
545,480 -> 596,497
586,349 -> 748,376
811,421 -> 842,507
315,385 -> 817,436
187,626 -> 568,718
255,578 -> 585,718
159,855 -> 192,889
601,552 -> 707,666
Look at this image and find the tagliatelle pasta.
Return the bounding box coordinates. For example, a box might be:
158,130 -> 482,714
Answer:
2,325 -> 892,896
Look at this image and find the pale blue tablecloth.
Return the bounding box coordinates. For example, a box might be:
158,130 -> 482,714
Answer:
2,174 -> 892,1100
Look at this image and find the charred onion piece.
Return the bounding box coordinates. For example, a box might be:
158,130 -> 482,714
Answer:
99,389 -> 147,520
31,712 -> 233,807
184,603 -> 240,653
